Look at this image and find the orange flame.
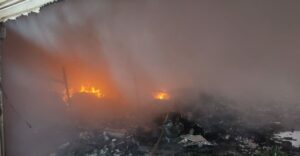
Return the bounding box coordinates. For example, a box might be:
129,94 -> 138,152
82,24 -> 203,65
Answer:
62,85 -> 104,102
79,85 -> 104,98
154,91 -> 170,100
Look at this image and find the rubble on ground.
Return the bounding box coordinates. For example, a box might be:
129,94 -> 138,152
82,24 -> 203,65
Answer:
50,94 -> 300,156
50,113 -> 300,156
179,134 -> 212,147
51,129 -> 144,156
274,131 -> 300,148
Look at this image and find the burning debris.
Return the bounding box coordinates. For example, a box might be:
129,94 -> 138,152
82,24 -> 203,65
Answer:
63,85 -> 105,103
79,86 -> 105,98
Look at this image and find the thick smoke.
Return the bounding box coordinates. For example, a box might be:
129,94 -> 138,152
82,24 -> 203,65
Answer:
8,0 -> 300,103
4,0 -> 300,155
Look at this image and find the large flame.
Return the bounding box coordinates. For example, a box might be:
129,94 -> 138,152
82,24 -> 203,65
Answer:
62,85 -> 104,102
153,91 -> 170,100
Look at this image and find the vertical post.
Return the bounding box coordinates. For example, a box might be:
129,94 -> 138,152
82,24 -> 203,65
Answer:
0,22 -> 6,156
62,66 -> 71,106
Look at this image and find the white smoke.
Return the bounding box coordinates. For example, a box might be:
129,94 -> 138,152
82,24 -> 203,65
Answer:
8,0 -> 300,103
4,0 -> 300,155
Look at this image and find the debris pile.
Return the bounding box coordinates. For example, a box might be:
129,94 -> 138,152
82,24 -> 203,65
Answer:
51,129 -> 144,156
50,94 -> 300,156
50,113 -> 300,156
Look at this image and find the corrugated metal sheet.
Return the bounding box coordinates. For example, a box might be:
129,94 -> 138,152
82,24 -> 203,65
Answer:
0,0 -> 56,22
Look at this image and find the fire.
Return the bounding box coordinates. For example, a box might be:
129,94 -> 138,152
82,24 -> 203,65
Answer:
154,91 -> 170,100
79,85 -> 104,98
62,85 -> 104,102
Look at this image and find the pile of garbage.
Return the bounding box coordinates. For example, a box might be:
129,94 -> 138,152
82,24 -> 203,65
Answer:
50,110 -> 300,156
50,94 -> 300,156
50,112 -> 210,156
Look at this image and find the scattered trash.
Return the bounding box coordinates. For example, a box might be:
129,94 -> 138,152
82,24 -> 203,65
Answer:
104,128 -> 127,138
179,134 -> 212,147
50,98 -> 300,156
274,131 -> 300,148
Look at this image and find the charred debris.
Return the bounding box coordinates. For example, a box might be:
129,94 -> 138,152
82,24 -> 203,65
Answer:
50,93 -> 300,156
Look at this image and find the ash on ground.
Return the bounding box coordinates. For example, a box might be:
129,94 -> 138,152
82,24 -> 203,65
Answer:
50,94 -> 300,156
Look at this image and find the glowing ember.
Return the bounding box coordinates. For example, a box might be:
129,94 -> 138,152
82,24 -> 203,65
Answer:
154,91 -> 170,100
62,85 -> 104,102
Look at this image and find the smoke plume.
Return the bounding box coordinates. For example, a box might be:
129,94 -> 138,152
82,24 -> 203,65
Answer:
4,0 -> 300,155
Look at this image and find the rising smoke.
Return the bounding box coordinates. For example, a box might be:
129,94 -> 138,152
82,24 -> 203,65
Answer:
4,0 -> 300,155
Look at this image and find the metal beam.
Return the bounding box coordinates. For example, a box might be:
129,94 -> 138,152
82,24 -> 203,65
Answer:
0,22 -> 6,156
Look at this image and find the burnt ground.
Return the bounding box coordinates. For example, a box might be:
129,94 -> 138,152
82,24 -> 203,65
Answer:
50,93 -> 300,156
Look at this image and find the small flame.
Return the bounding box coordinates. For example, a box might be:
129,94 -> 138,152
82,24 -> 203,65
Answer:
154,91 -> 170,100
79,85 -> 104,98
